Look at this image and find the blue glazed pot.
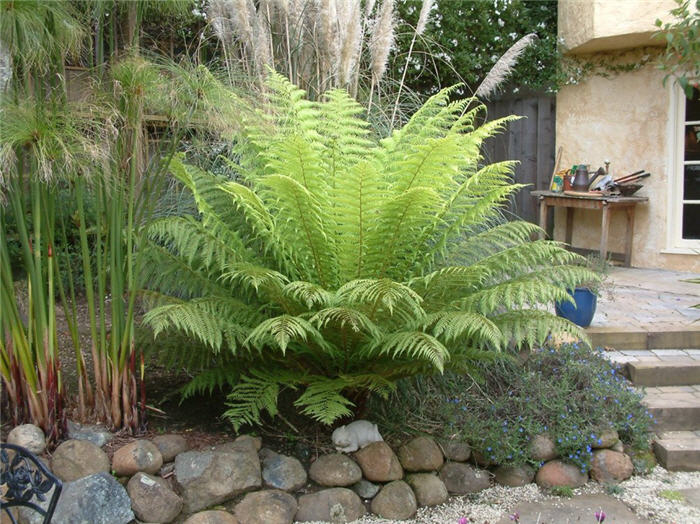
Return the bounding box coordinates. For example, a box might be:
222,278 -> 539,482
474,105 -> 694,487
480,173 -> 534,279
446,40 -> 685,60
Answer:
555,288 -> 597,328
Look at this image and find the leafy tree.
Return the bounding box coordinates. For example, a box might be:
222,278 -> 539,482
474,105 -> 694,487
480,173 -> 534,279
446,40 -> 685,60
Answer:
142,73 -> 593,430
655,0 -> 700,97
392,0 -> 558,97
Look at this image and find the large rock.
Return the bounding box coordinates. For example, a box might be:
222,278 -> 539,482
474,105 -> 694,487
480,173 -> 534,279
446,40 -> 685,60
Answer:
127,472 -> 183,523
152,434 -> 189,463
234,489 -> 297,524
50,472 -> 133,524
66,420 -> 113,448
438,439 -> 471,462
51,439 -> 110,482
535,460 -> 588,488
406,473 -> 448,507
351,479 -> 380,499
112,439 -> 163,476
593,428 -> 620,449
309,454 -> 362,487
494,464 -> 535,487
183,510 -> 239,524
235,434 -> 262,451
295,488 -> 366,522
354,441 -> 403,482
175,449 -> 261,513
8,424 -> 45,455
371,480 -> 418,520
439,462 -> 490,494
398,436 -> 444,472
261,450 -> 307,492
590,450 -> 633,483
530,434 -> 558,462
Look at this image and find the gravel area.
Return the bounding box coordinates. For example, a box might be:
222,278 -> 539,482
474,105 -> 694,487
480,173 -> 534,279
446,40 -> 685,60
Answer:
300,467 -> 700,524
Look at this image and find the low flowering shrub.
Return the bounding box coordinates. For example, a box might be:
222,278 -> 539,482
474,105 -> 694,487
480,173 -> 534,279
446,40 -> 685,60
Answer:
372,343 -> 653,473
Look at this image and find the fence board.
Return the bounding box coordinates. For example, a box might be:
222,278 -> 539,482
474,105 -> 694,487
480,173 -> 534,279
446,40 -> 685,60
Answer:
483,94 -> 555,224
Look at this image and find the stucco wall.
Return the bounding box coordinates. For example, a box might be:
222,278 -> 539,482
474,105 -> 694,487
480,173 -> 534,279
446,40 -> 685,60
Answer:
559,0 -> 676,53
554,50 -> 699,272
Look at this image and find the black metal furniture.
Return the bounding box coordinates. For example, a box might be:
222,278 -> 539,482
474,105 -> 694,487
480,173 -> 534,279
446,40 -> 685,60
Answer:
0,443 -> 62,524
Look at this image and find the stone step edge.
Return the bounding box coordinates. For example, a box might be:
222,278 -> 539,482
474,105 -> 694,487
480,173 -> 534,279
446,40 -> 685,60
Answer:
627,360 -> 700,387
587,327 -> 700,350
652,436 -> 700,472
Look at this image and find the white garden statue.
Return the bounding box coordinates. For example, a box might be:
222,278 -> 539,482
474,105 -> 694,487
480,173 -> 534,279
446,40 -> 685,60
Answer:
331,420 -> 383,453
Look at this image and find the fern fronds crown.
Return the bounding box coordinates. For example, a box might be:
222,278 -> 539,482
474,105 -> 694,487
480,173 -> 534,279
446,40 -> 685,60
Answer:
144,73 -> 595,430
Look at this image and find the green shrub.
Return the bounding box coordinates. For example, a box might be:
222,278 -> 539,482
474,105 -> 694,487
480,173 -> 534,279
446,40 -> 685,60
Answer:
372,344 -> 653,473
142,73 -> 594,430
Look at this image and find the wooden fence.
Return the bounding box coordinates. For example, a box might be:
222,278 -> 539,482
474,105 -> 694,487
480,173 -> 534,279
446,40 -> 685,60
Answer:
482,94 -> 555,224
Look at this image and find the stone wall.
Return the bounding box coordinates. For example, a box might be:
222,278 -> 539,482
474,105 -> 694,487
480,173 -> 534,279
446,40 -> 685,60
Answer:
6,422 -> 642,524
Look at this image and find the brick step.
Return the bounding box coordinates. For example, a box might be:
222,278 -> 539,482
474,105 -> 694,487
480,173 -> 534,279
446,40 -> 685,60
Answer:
628,358 -> 700,387
643,386 -> 700,432
653,431 -> 700,471
587,327 -> 700,350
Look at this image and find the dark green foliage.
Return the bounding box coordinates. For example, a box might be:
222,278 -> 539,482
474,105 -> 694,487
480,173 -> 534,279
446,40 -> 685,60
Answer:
655,0 -> 700,98
372,343 -> 653,473
393,0 -> 558,96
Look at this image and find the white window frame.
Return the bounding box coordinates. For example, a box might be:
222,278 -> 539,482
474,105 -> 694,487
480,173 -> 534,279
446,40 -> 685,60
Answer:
665,84 -> 700,253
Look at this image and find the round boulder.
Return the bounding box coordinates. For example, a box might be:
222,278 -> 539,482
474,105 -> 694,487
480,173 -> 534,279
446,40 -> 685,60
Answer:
494,464 -> 535,487
438,439 -> 471,462
8,424 -> 46,455
405,473 -> 448,507
183,510 -> 239,524
529,434 -> 557,462
234,434 -> 262,452
593,428 -> 620,449
127,472 -> 183,523
51,439 -> 110,482
152,434 -> 188,463
261,451 -> 307,492
590,450 -> 633,483
438,462 -> 490,494
295,488 -> 366,522
535,460 -> 588,488
370,480 -> 418,520
398,436 -> 444,472
354,441 -> 403,482
351,479 -> 380,499
112,439 -> 163,476
234,489 -> 297,524
309,454 -> 362,487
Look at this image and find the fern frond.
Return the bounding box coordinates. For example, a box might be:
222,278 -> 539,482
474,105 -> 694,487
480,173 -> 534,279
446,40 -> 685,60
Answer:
181,364 -> 241,399
337,278 -> 426,323
293,378 -> 355,424
368,331 -> 449,372
493,309 -> 589,349
425,311 -> 504,348
224,368 -> 300,431
310,307 -> 383,339
244,314 -> 329,354
283,281 -> 334,309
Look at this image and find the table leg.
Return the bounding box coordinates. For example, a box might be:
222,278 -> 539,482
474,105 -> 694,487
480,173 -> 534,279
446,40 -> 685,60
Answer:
565,207 -> 574,246
538,197 -> 548,239
600,202 -> 610,261
624,206 -> 636,267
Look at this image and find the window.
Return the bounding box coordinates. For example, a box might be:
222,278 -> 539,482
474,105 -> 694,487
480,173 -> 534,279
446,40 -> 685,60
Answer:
668,86 -> 700,251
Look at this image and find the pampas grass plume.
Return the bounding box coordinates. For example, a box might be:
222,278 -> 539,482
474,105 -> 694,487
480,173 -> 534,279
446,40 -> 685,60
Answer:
370,0 -> 395,83
475,33 -> 538,99
416,0 -> 434,36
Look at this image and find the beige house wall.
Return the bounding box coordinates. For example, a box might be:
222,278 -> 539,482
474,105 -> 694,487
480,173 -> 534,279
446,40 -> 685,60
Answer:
554,50 -> 699,272
559,0 -> 676,54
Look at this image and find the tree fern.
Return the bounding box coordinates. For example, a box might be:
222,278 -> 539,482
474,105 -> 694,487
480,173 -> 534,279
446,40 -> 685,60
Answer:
144,72 -> 597,430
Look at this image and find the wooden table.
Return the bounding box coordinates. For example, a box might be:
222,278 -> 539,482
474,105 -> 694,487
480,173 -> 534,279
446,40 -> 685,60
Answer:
531,191 -> 648,267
